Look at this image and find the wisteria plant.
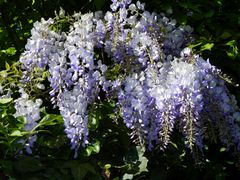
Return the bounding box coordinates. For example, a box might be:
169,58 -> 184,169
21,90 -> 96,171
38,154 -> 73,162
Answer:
1,0 -> 240,179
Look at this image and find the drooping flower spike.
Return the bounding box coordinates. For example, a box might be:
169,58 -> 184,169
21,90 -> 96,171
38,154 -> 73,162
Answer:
17,0 -> 240,156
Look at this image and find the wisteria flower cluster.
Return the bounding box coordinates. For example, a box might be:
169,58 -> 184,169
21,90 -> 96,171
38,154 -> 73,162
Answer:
16,0 -> 240,155
14,88 -> 42,154
119,52 -> 240,151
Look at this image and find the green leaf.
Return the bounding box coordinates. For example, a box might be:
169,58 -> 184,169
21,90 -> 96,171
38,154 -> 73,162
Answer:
105,64 -> 121,80
123,173 -> 134,180
135,146 -> 148,175
5,62 -> 10,71
1,47 -> 17,56
0,98 -> 13,104
189,42 -> 202,49
220,147 -> 226,152
38,114 -> 63,126
220,32 -> 232,39
104,164 -> 111,169
91,140 -> 100,154
84,147 -> 92,157
169,141 -> 178,149
88,110 -> 100,131
225,40 -> 237,46
200,43 -> 214,51
226,161 -> 234,165
9,130 -> 22,137
123,146 -> 148,175
83,140 -> 101,156
225,40 -> 238,59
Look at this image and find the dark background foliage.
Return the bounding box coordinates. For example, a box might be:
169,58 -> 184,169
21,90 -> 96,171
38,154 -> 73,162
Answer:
0,0 -> 240,179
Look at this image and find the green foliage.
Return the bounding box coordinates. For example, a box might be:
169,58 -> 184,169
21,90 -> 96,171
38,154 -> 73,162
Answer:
0,98 -> 23,158
200,43 -> 214,52
0,98 -> 12,104
0,47 -> 17,56
122,146 -> 148,178
225,40 -> 239,59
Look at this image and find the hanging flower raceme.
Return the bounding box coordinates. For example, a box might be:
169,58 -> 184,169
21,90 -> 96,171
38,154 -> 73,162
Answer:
17,0 -> 240,157
119,50 -> 240,152
14,88 -> 42,154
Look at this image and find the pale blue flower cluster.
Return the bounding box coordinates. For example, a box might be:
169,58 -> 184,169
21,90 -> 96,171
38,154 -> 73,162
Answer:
14,88 -> 42,154
118,48 -> 240,151
20,18 -> 64,71
103,0 -> 193,70
18,0 -> 240,155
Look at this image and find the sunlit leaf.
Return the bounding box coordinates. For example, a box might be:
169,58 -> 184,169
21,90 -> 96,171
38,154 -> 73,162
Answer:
220,147 -> 226,152
83,140 -> 101,156
1,47 -> 17,56
225,40 -> 239,59
5,62 -> 10,71
189,42 -> 202,49
123,173 -> 134,180
9,130 -> 22,137
200,43 -> 214,51
135,146 -> 148,175
0,98 -> 13,104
